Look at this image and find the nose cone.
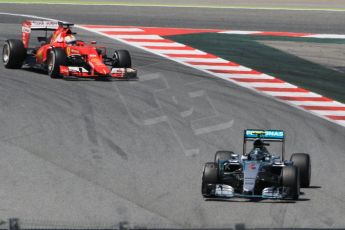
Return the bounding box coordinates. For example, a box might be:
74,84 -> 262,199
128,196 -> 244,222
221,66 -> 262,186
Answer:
89,57 -> 110,75
243,162 -> 261,193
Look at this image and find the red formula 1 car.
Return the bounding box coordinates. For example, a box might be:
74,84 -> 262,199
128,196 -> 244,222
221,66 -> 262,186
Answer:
2,20 -> 137,80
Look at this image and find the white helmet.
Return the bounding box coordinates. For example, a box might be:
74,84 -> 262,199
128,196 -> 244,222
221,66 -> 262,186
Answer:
65,35 -> 76,44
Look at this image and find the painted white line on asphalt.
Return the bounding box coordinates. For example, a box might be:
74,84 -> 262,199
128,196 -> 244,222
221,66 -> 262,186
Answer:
219,29 -> 345,39
235,82 -> 297,88
312,110 -> 345,116
336,120 -> 345,126
304,34 -> 345,39
0,12 -> 58,21
94,28 -> 144,32
265,92 -> 322,97
131,42 -> 186,47
215,73 -> 275,79
108,34 -> 163,39
219,30 -> 259,35
193,65 -> 251,71
150,49 -> 206,55
172,57 -> 228,62
288,101 -> 345,106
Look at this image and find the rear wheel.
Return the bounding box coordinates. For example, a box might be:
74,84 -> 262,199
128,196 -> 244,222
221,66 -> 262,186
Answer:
291,153 -> 311,188
201,162 -> 218,197
47,48 -> 67,79
281,166 -> 300,200
214,150 -> 234,163
2,39 -> 26,69
112,50 -> 131,68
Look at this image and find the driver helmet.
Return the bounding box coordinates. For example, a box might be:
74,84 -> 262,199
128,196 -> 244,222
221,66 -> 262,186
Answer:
253,139 -> 264,149
65,35 -> 76,44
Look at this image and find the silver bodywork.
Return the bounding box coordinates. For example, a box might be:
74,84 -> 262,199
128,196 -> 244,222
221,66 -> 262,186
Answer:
212,154 -> 292,199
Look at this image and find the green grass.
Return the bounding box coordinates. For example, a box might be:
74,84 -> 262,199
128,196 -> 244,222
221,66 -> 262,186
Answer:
167,33 -> 345,103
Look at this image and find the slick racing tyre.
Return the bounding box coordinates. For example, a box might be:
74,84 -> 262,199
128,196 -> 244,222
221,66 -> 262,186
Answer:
214,151 -> 234,163
281,166 -> 300,200
47,48 -> 67,79
201,162 -> 218,197
112,50 -> 132,68
291,153 -> 311,188
3,39 -> 26,69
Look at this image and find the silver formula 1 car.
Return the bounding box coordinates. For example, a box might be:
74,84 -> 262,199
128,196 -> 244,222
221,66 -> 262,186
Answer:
201,129 -> 311,200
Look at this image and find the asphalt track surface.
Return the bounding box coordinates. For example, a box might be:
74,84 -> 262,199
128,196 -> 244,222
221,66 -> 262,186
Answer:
0,3 -> 345,229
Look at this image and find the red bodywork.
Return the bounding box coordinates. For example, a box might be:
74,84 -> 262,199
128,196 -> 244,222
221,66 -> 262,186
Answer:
22,20 -> 136,79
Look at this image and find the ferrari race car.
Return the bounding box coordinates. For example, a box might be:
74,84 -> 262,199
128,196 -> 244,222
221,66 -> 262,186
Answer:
2,20 -> 137,80
202,129 -> 311,200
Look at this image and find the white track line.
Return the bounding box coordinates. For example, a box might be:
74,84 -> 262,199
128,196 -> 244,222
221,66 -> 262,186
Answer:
171,57 -> 227,62
235,82 -> 297,88
150,49 -> 206,55
312,110 -> 345,116
304,34 -> 345,39
128,42 -> 186,47
220,31 -> 260,35
216,73 -> 275,79
93,28 -> 144,32
264,91 -> 323,97
288,101 -> 345,106
194,65 -> 251,71
108,34 -> 163,39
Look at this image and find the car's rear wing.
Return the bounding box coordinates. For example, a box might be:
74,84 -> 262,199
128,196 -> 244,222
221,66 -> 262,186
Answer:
243,129 -> 286,160
23,20 -> 59,31
22,20 -> 59,48
244,129 -> 285,141
21,20 -> 74,48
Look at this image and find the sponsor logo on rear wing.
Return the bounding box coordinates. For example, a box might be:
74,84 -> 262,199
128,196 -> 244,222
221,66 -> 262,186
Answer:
244,129 -> 285,140
22,20 -> 59,31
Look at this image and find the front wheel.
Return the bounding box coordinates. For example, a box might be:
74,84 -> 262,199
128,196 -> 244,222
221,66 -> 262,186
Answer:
291,153 -> 311,188
201,162 -> 218,197
2,39 -> 26,69
112,50 -> 131,68
47,48 -> 67,79
281,166 -> 300,200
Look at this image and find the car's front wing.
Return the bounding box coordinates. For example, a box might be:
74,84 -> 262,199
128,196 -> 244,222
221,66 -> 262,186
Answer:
60,66 -> 137,80
205,184 -> 290,199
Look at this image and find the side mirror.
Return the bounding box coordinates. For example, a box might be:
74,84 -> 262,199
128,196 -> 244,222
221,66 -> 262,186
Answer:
90,41 -> 97,44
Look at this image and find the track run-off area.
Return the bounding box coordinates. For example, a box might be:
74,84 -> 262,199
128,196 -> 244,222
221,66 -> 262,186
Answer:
0,1 -> 345,229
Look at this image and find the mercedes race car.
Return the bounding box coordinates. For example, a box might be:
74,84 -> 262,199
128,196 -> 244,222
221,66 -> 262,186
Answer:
2,20 -> 137,80
202,129 -> 311,200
